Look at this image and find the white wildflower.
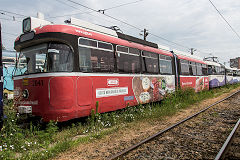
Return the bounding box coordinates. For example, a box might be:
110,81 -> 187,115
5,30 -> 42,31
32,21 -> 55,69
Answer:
10,145 -> 14,150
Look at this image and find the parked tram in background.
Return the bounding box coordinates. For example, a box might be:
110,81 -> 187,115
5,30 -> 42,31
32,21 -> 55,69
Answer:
13,16 -> 237,122
204,60 -> 225,88
173,50 -> 208,92
232,68 -> 240,84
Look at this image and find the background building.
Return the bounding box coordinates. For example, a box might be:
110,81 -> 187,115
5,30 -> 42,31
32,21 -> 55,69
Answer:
230,57 -> 240,69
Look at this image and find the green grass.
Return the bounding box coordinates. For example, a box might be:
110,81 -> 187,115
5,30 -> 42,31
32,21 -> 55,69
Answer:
0,83 -> 239,160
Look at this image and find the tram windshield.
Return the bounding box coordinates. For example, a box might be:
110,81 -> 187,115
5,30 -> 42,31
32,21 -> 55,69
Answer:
15,43 -> 73,76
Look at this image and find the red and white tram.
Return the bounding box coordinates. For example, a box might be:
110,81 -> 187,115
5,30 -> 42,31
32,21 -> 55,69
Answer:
14,17 -> 208,122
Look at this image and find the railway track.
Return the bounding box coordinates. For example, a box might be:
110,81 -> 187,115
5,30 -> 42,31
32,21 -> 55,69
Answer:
215,118 -> 240,160
108,90 -> 240,160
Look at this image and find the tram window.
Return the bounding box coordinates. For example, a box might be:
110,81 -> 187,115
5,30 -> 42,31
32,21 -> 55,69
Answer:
47,43 -> 73,72
227,69 -> 233,76
180,59 -> 188,64
35,54 -> 46,72
98,42 -> 113,50
202,64 -> 208,75
79,38 -> 97,47
189,61 -> 197,76
117,53 -> 140,73
220,67 -> 225,75
208,66 -> 212,75
180,59 -> 190,75
117,46 -> 128,53
142,51 -> 158,74
129,48 -> 139,55
142,51 -> 158,59
15,43 -> 73,75
159,54 -> 172,75
212,66 -> 217,74
215,66 -> 219,74
3,58 -> 15,63
159,59 -> 172,75
79,46 -> 114,72
237,71 -> 240,76
233,71 -> 237,76
196,63 -> 203,76
166,56 -> 172,61
159,55 -> 165,59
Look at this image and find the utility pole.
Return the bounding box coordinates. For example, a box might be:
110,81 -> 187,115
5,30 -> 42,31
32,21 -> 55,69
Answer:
143,28 -> 148,41
140,28 -> 148,41
0,22 -> 3,130
190,48 -> 196,55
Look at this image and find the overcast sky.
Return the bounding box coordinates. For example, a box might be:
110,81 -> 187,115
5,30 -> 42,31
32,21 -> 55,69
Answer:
1,0 -> 240,65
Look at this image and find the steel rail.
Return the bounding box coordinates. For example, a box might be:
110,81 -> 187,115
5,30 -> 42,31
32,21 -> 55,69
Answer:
215,118 -> 240,160
108,90 -> 240,160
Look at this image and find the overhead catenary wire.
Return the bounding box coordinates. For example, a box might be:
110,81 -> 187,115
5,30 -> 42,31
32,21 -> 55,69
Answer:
50,0 -> 143,18
99,0 -> 143,12
208,0 -> 240,40
0,9 -> 27,18
1,12 -> 15,18
65,0 -> 191,50
51,0 -> 117,25
48,10 -> 93,19
0,17 -> 21,22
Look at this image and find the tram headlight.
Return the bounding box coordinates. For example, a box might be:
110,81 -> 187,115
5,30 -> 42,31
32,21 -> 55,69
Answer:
22,89 -> 29,99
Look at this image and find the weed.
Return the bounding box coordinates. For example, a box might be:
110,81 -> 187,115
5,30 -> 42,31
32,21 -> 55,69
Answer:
0,83 -> 239,159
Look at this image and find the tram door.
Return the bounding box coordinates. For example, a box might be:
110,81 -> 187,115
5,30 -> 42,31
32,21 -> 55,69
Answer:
77,77 -> 92,106
172,52 -> 180,88
0,22 -> 3,130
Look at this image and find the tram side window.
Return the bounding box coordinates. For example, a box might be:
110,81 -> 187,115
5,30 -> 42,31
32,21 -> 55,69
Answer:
78,38 -> 114,72
180,59 -> 189,75
117,46 -> 140,73
220,67 -> 225,75
237,71 -> 240,76
227,69 -> 233,76
142,51 -> 158,74
196,63 -> 203,76
202,64 -> 208,75
215,66 -> 219,74
233,70 -> 237,76
79,38 -> 97,47
208,65 -> 212,75
210,66 -> 217,75
159,55 -> 172,75
189,61 -> 197,76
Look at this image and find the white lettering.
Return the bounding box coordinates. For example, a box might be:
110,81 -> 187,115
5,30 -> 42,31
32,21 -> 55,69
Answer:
75,29 -> 92,36
96,87 -> 128,98
16,100 -> 38,105
107,79 -> 119,86
182,82 -> 192,85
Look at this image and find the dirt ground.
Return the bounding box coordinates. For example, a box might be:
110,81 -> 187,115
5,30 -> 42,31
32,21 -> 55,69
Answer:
54,87 -> 240,160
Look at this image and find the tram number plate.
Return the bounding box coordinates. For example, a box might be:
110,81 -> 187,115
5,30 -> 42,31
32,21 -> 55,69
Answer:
32,80 -> 44,86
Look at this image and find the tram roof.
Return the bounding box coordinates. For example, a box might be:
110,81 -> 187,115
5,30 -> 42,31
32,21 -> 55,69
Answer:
16,19 -> 173,57
172,49 -> 206,64
204,60 -> 221,67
